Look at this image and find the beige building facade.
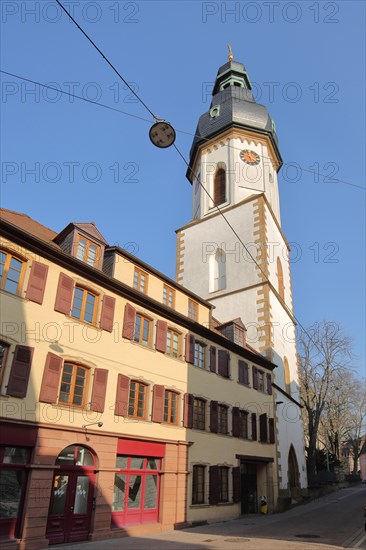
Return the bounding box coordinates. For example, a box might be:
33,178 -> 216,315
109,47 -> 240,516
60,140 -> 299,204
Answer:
0,207 -> 278,549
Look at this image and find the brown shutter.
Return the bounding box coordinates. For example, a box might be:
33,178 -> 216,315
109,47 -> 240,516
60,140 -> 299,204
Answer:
269,418 -> 275,444
6,346 -> 34,398
209,465 -> 220,505
210,400 -> 218,433
251,413 -> 257,441
183,393 -> 194,428
260,413 -> 268,442
100,295 -> 116,332
90,368 -> 109,412
232,406 -> 240,437
26,261 -> 49,304
252,366 -> 258,389
238,360 -> 249,385
218,350 -> 229,378
232,466 -> 241,503
152,384 -> 165,422
155,320 -> 168,353
115,374 -> 130,416
210,346 -> 217,373
54,273 -> 74,314
39,352 -> 63,403
267,373 -> 272,395
122,303 -> 136,340
185,334 -> 195,364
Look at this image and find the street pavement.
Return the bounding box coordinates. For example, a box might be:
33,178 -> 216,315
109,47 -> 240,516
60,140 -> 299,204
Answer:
57,485 -> 366,550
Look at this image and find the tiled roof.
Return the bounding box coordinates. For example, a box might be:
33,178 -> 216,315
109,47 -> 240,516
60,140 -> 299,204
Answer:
0,208 -> 57,243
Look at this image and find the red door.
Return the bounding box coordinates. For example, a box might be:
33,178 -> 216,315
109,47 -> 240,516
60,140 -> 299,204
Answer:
46,471 -> 94,544
46,445 -> 96,545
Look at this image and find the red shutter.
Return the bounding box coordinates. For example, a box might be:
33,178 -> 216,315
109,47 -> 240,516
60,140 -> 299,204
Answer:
152,384 -> 165,422
210,400 -> 218,433
251,413 -> 257,441
238,360 -> 249,384
115,374 -> 130,416
260,413 -> 268,442
232,406 -> 240,437
185,334 -> 195,364
6,346 -> 34,398
100,296 -> 116,332
210,346 -> 217,373
232,466 -> 241,503
155,320 -> 168,353
39,352 -> 63,403
252,366 -> 258,389
122,303 -> 136,340
269,418 -> 275,444
209,465 -> 220,505
90,368 -> 109,412
183,393 -> 194,428
267,373 -> 272,395
54,273 -> 74,314
218,350 -> 229,378
26,261 -> 49,304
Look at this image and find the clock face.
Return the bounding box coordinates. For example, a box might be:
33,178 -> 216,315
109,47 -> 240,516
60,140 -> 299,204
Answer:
240,149 -> 260,165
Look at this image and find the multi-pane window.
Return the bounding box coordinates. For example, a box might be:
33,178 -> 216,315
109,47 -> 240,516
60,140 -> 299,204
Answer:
192,465 -> 205,505
0,342 -> 9,385
0,251 -> 25,295
194,342 -> 206,369
59,363 -> 89,407
258,370 -> 265,392
239,411 -> 249,439
163,390 -> 178,424
188,299 -> 198,321
166,329 -> 180,358
193,398 -> 205,430
133,314 -> 152,347
163,285 -> 175,308
71,287 -> 97,324
76,236 -> 99,267
218,405 -> 228,434
128,381 -> 147,419
218,466 -> 229,502
133,268 -> 148,293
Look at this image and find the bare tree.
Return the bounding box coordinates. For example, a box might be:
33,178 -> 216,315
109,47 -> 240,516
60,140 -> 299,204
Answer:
342,381 -> 366,475
298,321 -> 353,479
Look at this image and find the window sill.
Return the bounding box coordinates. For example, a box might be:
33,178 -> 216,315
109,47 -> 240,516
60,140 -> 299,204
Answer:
217,501 -> 235,507
190,504 -> 209,509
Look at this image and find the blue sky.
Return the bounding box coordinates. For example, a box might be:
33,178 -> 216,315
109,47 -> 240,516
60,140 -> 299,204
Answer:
1,1 -> 365,375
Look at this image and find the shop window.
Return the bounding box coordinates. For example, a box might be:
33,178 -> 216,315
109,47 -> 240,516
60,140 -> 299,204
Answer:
112,455 -> 161,527
0,446 -> 30,539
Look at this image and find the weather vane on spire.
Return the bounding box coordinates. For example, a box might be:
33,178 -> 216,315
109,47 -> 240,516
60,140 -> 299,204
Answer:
227,44 -> 234,62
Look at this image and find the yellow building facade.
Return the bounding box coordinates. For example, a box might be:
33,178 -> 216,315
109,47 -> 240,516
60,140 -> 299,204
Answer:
0,208 -> 278,549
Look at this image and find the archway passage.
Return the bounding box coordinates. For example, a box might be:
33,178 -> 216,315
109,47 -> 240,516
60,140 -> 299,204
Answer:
288,445 -> 300,499
46,445 -> 96,545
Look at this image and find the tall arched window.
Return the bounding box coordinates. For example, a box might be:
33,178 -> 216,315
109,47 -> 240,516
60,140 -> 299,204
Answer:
276,257 -> 285,300
213,167 -> 226,206
210,248 -> 226,292
284,356 -> 291,394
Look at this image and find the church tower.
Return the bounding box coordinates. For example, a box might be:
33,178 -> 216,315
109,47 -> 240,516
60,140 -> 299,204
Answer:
176,54 -> 307,497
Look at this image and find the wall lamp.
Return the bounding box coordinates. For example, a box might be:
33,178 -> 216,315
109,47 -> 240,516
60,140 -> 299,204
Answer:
82,421 -> 103,429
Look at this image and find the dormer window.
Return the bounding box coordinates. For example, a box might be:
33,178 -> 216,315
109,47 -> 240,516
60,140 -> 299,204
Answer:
76,236 -> 100,267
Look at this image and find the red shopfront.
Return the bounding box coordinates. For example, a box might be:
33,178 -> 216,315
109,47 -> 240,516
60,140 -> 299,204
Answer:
111,439 -> 165,527
0,422 -> 37,542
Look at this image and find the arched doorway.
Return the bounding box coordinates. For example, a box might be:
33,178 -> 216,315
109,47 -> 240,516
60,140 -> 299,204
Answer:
46,445 -> 96,545
288,445 -> 300,498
